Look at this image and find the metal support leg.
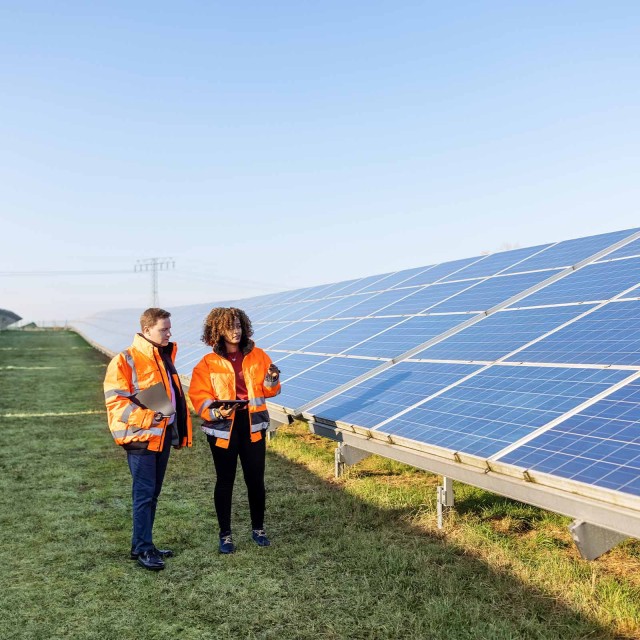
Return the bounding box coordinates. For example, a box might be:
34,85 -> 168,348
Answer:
437,476 -> 454,529
334,443 -> 371,477
266,418 -> 286,443
335,446 -> 344,477
569,520 -> 628,560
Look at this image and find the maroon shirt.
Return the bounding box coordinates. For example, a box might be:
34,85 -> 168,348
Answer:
226,351 -> 248,400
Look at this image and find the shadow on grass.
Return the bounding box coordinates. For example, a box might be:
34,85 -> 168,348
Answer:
265,430 -> 635,640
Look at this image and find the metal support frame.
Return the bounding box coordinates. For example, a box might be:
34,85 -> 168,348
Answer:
307,422 -> 640,549
334,442 -> 372,477
569,520 -> 629,560
264,407 -> 292,442
437,476 -> 455,529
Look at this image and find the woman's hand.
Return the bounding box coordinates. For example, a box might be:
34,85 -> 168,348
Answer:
266,363 -> 280,382
218,405 -> 236,419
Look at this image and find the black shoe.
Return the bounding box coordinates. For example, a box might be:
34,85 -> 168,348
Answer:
130,547 -> 174,560
137,550 -> 165,571
219,533 -> 235,554
251,529 -> 271,547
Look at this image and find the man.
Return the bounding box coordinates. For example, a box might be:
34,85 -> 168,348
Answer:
104,308 -> 192,570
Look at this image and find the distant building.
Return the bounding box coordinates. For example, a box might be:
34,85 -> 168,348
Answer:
0,309 -> 22,330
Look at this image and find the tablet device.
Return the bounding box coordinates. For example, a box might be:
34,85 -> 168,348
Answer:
210,399 -> 249,408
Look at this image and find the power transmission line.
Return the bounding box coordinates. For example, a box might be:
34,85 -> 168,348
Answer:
134,258 -> 175,307
0,269 -> 131,276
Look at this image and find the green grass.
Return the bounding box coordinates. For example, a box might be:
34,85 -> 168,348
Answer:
1,330 -> 639,639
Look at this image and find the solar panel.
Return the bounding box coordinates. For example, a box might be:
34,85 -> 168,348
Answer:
285,316 -> 402,355
310,361 -> 479,428
595,238 -> 640,261
274,356 -> 381,410
447,243 -> 552,280
500,228 -> 636,274
345,314 -> 467,359
508,258 -> 640,308
411,305 -> 596,362
505,300 -> 640,366
268,319 -> 355,351
73,227 -> 640,551
374,365 -> 631,458
496,376 -> 640,497
428,270 -> 559,313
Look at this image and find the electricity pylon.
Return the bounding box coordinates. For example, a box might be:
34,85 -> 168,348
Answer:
134,258 -> 175,307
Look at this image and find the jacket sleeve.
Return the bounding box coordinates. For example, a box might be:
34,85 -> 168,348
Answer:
261,351 -> 281,398
189,358 -> 219,421
104,355 -> 156,432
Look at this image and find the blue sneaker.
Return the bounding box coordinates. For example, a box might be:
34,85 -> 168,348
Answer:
219,533 -> 235,554
252,529 -> 271,547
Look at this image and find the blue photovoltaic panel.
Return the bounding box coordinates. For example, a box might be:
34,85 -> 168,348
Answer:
301,292 -> 379,320
597,238 -> 640,261
498,379 -> 640,497
272,298 -> 334,322
397,256 -> 484,288
506,300 -> 640,366
377,280 -> 474,316
378,365 -> 631,457
290,280 -> 354,302
176,345 -> 211,371
449,243 -> 552,280
276,356 -> 381,409
330,287 -> 427,319
303,316 -> 402,355
279,282 -> 337,304
501,229 -> 637,274
268,318 -> 356,351
255,298 -> 319,323
272,353 -> 329,379
260,288 -> 307,307
333,272 -> 400,296
245,303 -> 286,323
308,362 -> 479,428
508,258 -> 640,308
412,305 -> 596,363
355,265 -> 437,293
257,321 -> 318,349
344,314 -> 466,359
431,270 -> 558,313
73,314 -> 138,354
326,276 -> 382,297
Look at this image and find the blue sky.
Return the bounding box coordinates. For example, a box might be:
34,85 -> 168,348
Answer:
1,1 -> 639,322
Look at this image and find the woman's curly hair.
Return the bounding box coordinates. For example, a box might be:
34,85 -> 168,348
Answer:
201,307 -> 254,351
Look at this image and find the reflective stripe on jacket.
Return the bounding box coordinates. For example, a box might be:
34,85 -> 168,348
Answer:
103,334 -> 193,451
188,343 -> 281,449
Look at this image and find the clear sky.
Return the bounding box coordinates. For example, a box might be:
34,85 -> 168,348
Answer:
1,1 -> 638,323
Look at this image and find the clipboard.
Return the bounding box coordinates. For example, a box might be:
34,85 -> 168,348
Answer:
135,383 -> 176,417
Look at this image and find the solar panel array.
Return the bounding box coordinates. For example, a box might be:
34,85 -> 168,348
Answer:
73,227 -> 640,511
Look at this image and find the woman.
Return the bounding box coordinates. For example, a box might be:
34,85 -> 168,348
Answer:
189,307 -> 281,553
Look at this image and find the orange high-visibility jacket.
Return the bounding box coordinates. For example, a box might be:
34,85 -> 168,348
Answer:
104,334 -> 192,451
188,342 -> 281,449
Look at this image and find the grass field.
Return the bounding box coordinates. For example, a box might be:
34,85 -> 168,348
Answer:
1,329 -> 639,639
